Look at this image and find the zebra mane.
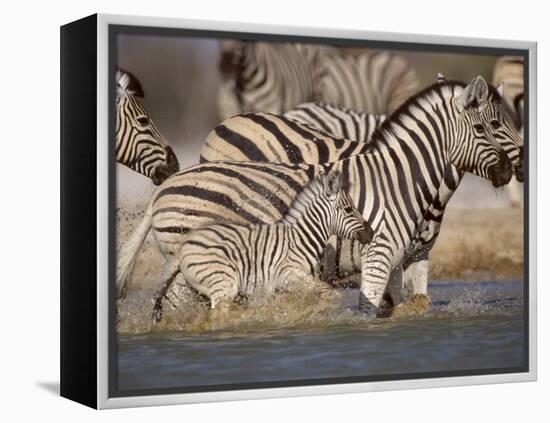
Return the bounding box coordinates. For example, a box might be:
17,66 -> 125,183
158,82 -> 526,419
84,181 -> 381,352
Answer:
367,79 -> 502,147
281,174 -> 330,225
116,68 -> 145,98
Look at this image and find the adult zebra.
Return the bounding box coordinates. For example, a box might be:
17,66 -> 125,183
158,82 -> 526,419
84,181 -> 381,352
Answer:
116,68 -> 179,185
316,52 -> 420,115
150,172 -> 372,322
217,40 -> 335,119
493,56 -> 525,207
117,77 -> 514,316
197,79 -> 523,314
217,40 -> 419,119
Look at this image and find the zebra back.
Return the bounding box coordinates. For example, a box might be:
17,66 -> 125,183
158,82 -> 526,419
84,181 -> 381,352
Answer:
316,52 -> 420,114
217,41 -> 335,119
200,111 -> 371,164
283,102 -> 385,143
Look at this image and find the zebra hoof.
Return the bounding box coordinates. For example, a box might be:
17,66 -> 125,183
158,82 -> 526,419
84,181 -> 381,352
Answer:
151,298 -> 164,324
376,292 -> 395,318
392,294 -> 431,318
358,292 -> 377,317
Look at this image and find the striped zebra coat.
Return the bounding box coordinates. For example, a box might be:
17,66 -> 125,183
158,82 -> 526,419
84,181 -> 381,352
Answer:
493,56 -> 525,207
493,56 -> 525,131
201,102 -> 384,165
150,172 -> 373,322
217,40 -> 419,119
198,80 -> 523,307
217,41 -> 336,120
316,52 -> 420,115
284,102 -> 385,143
117,77 -> 514,316
116,68 -> 179,185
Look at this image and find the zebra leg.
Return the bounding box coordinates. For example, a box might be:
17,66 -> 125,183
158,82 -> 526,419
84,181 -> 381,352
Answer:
163,273 -> 200,311
392,258 -> 431,317
378,265 -> 405,317
151,260 -> 180,323
208,281 -> 239,311
358,243 -> 393,317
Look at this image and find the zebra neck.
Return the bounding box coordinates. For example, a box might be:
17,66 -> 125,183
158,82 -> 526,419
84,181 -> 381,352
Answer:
281,186 -> 333,262
363,83 -> 464,166
286,213 -> 332,267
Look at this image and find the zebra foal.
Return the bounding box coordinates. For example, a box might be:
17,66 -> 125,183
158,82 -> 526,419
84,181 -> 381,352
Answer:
151,172 -> 373,322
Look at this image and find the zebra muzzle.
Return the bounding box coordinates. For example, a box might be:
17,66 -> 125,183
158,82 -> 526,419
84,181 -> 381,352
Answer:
356,222 -> 374,245
488,151 -> 513,188
152,147 -> 180,185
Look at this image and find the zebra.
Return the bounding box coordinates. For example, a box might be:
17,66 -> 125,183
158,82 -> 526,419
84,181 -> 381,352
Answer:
117,76 -> 516,318
493,56 -> 525,207
217,40 -> 335,120
217,40 -> 419,119
150,171 -> 373,322
316,52 -> 420,115
198,77 -> 523,313
116,68 -> 179,185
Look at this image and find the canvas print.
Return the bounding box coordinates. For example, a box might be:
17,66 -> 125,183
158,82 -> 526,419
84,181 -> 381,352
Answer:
112,29 -> 527,395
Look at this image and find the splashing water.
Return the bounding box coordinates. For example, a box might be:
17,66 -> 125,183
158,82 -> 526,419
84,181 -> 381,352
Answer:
116,278 -> 525,392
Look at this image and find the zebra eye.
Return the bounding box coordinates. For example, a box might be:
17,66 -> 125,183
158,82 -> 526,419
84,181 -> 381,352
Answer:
137,116 -> 150,126
490,120 -> 502,130
343,206 -> 354,213
473,124 -> 484,134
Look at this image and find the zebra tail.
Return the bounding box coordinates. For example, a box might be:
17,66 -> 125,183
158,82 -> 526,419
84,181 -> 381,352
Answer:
116,197 -> 154,300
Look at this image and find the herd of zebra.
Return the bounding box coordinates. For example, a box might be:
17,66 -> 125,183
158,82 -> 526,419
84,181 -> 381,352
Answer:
114,41 -> 525,322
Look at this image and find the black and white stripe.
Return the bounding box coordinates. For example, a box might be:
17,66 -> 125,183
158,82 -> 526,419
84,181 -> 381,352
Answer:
283,102 -> 385,143
200,110 -> 374,165
117,77 -> 516,317
217,40 -> 419,119
116,68 -> 179,185
492,56 -> 525,131
149,172 -> 372,322
203,77 -> 523,292
217,41 -> 334,119
316,52 -> 420,115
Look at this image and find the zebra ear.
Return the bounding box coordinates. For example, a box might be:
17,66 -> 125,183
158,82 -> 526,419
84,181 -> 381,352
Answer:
497,82 -> 505,98
456,76 -> 489,112
325,171 -> 343,197
437,72 -> 447,83
116,68 -> 145,98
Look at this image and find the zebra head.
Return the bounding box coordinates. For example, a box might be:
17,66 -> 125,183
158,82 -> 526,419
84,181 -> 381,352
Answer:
324,172 -> 374,245
451,76 -> 513,188
115,68 -> 179,185
483,84 -> 524,182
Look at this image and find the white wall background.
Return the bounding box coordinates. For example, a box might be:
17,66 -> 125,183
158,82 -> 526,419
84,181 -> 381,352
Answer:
0,0 -> 546,421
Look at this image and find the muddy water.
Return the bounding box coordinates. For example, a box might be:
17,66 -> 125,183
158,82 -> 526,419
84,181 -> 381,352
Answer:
116,279 -> 525,391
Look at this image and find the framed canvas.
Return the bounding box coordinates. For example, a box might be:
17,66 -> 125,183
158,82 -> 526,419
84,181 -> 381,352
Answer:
60,13 -> 537,409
